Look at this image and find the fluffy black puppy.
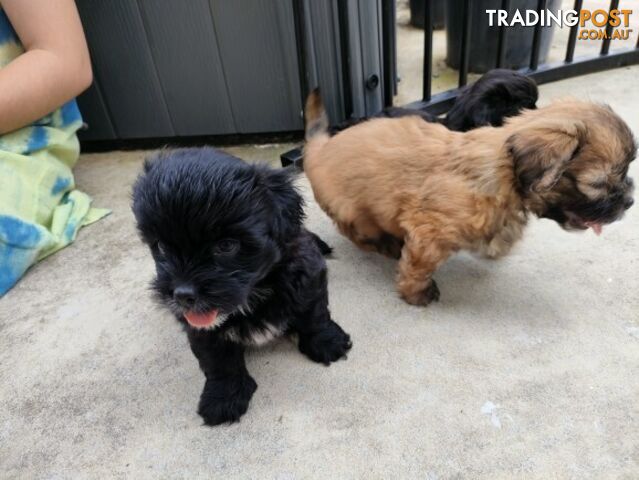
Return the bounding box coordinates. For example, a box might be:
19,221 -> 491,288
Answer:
132,148 -> 351,426
444,69 -> 538,131
331,69 -> 538,134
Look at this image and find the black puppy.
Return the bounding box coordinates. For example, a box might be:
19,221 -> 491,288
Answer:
132,148 -> 351,426
444,69 -> 538,131
331,69 -> 538,134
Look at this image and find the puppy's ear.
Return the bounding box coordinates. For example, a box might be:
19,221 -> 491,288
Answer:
474,82 -> 527,127
508,120 -> 586,193
143,158 -> 155,173
257,167 -> 304,241
143,148 -> 172,173
446,82 -> 511,131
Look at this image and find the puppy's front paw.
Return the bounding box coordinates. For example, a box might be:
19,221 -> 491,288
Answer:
197,375 -> 257,426
400,280 -> 440,306
298,321 -> 352,366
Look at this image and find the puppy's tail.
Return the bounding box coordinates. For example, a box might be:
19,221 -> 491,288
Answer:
305,89 -> 329,141
304,89 -> 330,170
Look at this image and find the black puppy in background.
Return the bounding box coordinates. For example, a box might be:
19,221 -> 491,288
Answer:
331,69 -> 538,134
444,69 -> 538,130
132,148 -> 351,426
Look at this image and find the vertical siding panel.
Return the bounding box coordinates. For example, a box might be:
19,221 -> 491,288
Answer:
77,0 -> 173,139
76,78 -> 117,141
137,0 -> 236,135
301,0 -> 345,125
209,0 -> 303,133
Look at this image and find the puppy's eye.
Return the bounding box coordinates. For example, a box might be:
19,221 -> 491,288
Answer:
589,180 -> 608,190
213,239 -> 239,255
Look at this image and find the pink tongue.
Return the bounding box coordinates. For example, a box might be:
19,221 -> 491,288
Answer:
585,222 -> 603,236
184,310 -> 218,328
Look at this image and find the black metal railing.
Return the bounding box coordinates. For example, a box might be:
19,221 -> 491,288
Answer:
408,0 -> 639,115
282,0 -> 639,167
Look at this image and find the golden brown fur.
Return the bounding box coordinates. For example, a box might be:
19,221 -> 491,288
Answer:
304,92 -> 636,305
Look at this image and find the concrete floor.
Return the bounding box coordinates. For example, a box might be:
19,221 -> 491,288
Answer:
2,62 -> 639,480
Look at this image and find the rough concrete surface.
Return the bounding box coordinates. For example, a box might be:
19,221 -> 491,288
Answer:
1,67 -> 639,479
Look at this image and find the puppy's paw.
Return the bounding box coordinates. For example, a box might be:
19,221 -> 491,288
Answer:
401,280 -> 440,306
197,375 -> 257,426
298,321 -> 352,366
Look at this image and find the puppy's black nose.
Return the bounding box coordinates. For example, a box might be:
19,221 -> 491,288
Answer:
624,197 -> 634,210
174,285 -> 197,308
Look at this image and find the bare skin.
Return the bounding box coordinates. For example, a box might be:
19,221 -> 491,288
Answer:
0,0 -> 92,134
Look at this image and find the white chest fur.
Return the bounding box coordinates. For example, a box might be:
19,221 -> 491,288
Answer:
224,322 -> 285,346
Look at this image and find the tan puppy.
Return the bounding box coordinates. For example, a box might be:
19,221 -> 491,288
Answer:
304,91 -> 636,305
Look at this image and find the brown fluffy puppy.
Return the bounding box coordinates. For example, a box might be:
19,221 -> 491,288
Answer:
304,91 -> 636,305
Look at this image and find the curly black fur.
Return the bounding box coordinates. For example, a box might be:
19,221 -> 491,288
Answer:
132,148 -> 351,426
331,69 -> 538,134
444,69 -> 538,131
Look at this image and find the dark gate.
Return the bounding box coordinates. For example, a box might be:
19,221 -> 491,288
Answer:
410,0 -> 639,115
282,0 -> 639,166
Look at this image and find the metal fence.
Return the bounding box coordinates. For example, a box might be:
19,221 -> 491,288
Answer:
402,0 -> 639,115
282,0 -> 639,166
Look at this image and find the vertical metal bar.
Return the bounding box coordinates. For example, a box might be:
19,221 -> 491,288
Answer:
422,0 -> 433,101
391,0 -> 398,96
292,0 -> 309,103
382,0 -> 395,107
601,0 -> 620,55
565,0 -> 583,62
458,0 -> 472,87
393,0 -> 398,95
336,0 -> 354,117
529,0 -> 547,70
496,0 -> 511,68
